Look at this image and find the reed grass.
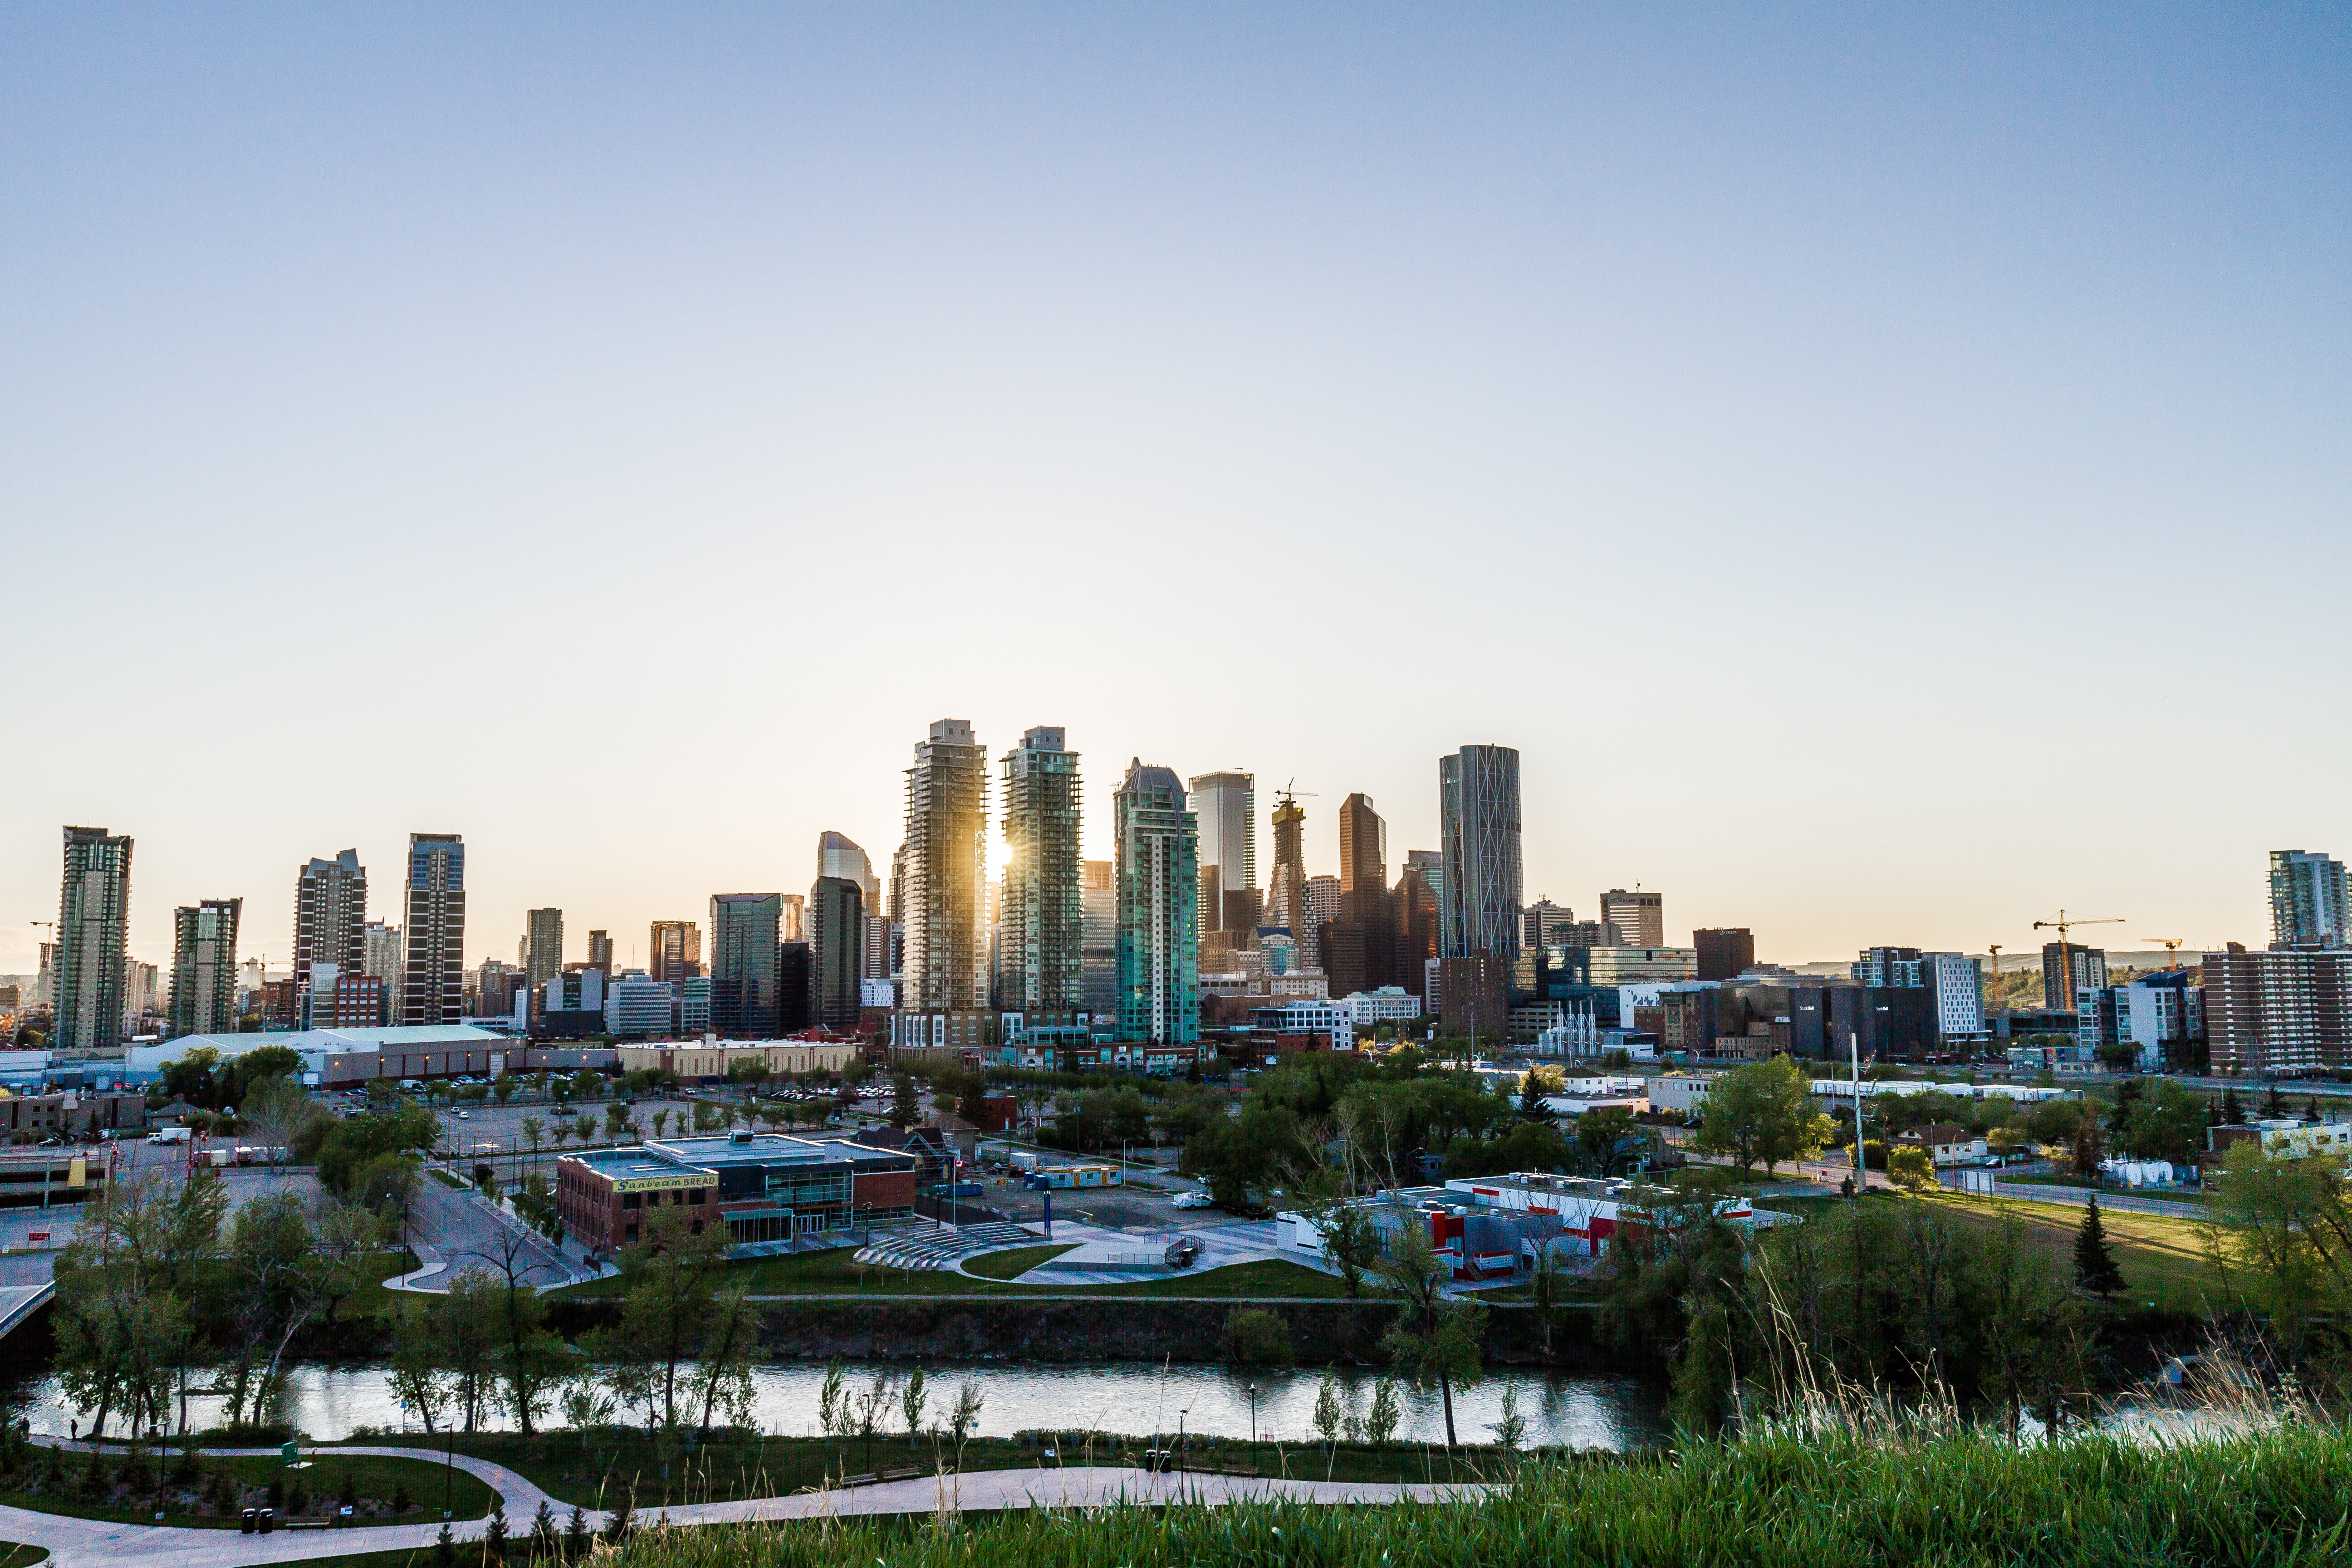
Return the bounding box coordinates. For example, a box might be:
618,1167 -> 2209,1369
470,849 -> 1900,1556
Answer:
598,1419 -> 2352,1568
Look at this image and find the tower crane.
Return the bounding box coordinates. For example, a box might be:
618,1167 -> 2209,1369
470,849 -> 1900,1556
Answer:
2031,911 -> 2125,1010
2140,937 -> 2186,971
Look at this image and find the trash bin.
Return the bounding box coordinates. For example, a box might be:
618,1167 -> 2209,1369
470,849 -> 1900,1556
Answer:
241,1509 -> 257,1534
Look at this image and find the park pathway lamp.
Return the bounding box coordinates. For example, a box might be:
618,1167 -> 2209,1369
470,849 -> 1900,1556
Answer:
1246,1382 -> 1259,1469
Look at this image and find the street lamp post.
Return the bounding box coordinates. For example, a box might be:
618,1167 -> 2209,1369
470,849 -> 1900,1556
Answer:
1246,1383 -> 1259,1471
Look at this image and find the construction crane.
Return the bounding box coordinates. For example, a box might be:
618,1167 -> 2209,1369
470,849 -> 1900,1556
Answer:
1274,777 -> 1319,806
2032,911 -> 2125,1009
2140,937 -> 2186,971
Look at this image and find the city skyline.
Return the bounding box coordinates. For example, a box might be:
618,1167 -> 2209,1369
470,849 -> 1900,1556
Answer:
3,10 -> 2347,973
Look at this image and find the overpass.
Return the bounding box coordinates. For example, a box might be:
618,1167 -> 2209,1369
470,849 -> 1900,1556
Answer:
0,1281 -> 54,1342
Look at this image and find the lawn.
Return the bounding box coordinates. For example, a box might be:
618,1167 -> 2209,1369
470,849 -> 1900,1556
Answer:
0,1547 -> 39,1568
1919,1190 -> 2232,1312
314,1431 -> 1532,1512
553,1248 -> 1351,1300
960,1245 -> 1076,1280
0,1450 -> 496,1530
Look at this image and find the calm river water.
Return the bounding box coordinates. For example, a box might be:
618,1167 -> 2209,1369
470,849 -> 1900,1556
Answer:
12,1362 -> 1669,1451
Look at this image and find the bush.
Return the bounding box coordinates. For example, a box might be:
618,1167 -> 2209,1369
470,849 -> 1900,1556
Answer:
1223,1306 -> 1295,1367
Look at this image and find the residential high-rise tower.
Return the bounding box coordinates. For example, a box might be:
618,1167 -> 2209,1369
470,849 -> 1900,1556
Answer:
998,726 -> 1083,1012
901,718 -> 990,1010
169,898 -> 242,1036
2270,850 -> 2351,950
400,833 -> 466,1024
1115,761 -> 1199,1046
293,850 -> 367,996
55,826 -> 133,1052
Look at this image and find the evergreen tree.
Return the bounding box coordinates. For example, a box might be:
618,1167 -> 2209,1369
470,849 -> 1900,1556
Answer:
1516,1072 -> 1553,1124
483,1495 -> 508,1562
564,1505 -> 592,1559
531,1500 -> 558,1558
436,1522 -> 457,1568
2222,1087 -> 2244,1125
2073,1196 -> 2124,1295
2262,1082 -> 2285,1119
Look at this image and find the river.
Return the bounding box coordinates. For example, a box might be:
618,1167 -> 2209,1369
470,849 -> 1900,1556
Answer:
9,1362 -> 1670,1451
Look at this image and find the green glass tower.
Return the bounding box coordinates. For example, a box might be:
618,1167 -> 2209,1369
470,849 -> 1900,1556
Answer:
1115,760 -> 1199,1046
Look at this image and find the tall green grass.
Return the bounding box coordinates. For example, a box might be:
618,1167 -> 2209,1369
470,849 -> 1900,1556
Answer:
608,1421 -> 2352,1568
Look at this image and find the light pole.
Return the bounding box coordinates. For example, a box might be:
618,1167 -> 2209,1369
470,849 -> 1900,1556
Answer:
1246,1383 -> 1259,1471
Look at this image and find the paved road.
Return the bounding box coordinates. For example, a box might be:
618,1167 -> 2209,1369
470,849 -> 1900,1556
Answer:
4,1443 -> 1479,1567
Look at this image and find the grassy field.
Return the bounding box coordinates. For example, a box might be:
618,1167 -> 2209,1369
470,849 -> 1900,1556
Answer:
552,1247 -> 1352,1300
1921,1190 -> 2232,1312
0,1450 -> 496,1530
960,1245 -> 1076,1280
0,1546 -> 41,1568
588,1423 -> 2352,1568
314,1431 -> 1527,1511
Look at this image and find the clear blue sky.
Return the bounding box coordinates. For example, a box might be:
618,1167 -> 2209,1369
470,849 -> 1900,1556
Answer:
4,4 -> 2347,973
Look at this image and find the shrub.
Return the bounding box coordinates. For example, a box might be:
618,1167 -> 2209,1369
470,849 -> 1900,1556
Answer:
1222,1306 -> 1296,1367
1887,1147 -> 1936,1191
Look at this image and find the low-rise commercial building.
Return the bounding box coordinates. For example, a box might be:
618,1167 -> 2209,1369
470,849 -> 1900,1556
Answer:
613,1039 -> 861,1082
555,1131 -> 918,1259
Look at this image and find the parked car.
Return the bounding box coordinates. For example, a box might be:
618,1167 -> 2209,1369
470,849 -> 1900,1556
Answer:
1171,1191 -> 1214,1210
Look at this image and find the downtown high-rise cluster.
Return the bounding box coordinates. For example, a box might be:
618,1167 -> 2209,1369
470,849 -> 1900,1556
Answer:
18,725 -> 2352,1083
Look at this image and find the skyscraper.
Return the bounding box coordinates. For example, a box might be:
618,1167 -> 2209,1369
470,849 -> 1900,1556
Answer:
780,894 -> 807,944
586,930 -> 613,972
1599,889 -> 1664,948
820,831 -> 891,983
818,831 -> 882,912
902,718 -> 990,1010
1188,771 -> 1256,932
998,726 -> 1083,1011
401,833 -> 466,1024
809,875 -> 865,1030
1115,761 -> 1199,1046
1080,858 -> 1118,1017
710,893 -> 783,1035
293,850 -> 367,996
649,920 -> 701,982
1269,793 -> 1309,957
524,908 -> 565,993
55,826 -> 133,1052
169,898 -> 242,1036
1330,793 -> 1397,995
1439,745 -> 1522,960
2270,850 -> 2351,950
1394,861 -> 1439,995
1521,899 -> 1577,950
1405,849 -> 1444,913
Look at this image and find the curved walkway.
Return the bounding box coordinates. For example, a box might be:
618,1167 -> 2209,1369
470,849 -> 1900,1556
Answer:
4,1444 -> 1482,1567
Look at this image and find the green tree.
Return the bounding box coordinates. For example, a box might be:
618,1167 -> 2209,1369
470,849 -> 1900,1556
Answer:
2210,1141 -> 2352,1374
1691,1057 -> 1834,1177
603,1205 -> 736,1431
887,1072 -> 921,1130
1573,1107 -> 1639,1176
388,1301 -> 452,1433
1317,1202 -> 1384,1298
2221,1086 -> 2244,1125
1887,1146 -> 1936,1191
2117,1080 -> 2208,1165
2072,1195 -> 2124,1295
1515,1070 -> 1554,1124
1375,1225 -> 1486,1446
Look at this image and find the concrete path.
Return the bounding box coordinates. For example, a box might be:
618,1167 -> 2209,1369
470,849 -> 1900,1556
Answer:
2,1445 -> 1479,1567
